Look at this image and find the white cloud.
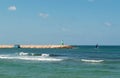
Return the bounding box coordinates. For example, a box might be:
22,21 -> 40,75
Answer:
104,22 -> 112,26
8,6 -> 16,11
39,13 -> 49,18
88,0 -> 95,2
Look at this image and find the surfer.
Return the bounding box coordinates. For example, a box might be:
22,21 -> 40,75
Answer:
95,44 -> 99,48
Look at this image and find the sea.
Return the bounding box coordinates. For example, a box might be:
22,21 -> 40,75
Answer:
0,46 -> 120,78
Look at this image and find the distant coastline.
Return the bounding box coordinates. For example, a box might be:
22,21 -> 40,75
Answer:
0,45 -> 73,49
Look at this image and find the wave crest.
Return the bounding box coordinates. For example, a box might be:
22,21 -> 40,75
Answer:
81,59 -> 104,63
41,53 -> 50,57
19,52 -> 29,56
0,54 -> 63,62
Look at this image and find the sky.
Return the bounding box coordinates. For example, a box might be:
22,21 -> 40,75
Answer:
0,0 -> 120,45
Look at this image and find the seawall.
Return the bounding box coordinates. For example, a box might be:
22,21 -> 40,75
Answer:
0,45 -> 73,49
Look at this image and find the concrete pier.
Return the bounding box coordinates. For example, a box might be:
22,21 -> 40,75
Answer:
0,45 -> 72,49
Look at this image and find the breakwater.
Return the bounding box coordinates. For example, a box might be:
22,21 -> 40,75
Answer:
0,45 -> 72,49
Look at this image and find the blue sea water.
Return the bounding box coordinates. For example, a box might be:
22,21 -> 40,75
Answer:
0,46 -> 120,78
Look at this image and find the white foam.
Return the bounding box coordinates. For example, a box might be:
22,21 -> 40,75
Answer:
31,53 -> 34,56
0,55 -> 17,59
19,57 -> 63,61
41,53 -> 49,57
19,52 -> 29,56
0,55 -> 63,62
81,59 -> 104,63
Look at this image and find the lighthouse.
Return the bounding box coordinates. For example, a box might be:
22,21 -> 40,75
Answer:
61,40 -> 64,45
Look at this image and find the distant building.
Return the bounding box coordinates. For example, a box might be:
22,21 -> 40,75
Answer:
14,44 -> 20,48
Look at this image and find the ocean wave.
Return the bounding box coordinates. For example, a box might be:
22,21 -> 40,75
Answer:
19,52 -> 29,56
81,59 -> 104,63
18,52 -> 65,58
18,57 -> 63,61
18,52 -> 57,57
41,53 -> 50,57
0,54 -> 63,62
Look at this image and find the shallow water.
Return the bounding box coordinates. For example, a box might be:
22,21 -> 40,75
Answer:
0,46 -> 120,78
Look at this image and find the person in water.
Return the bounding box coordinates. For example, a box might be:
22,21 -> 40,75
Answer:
96,44 -> 99,48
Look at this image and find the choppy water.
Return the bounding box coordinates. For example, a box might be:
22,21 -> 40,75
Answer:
0,46 -> 120,78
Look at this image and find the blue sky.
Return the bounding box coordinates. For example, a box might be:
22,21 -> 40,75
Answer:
0,0 -> 120,45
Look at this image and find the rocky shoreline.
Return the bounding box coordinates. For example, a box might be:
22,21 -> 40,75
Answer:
0,45 -> 73,49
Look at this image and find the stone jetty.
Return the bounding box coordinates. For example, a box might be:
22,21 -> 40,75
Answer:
0,45 -> 73,49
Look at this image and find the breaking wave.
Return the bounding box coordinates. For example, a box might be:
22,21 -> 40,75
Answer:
0,52 -> 104,63
0,53 -> 63,62
41,53 -> 50,57
18,52 -> 60,57
19,52 -> 29,56
81,59 -> 104,63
